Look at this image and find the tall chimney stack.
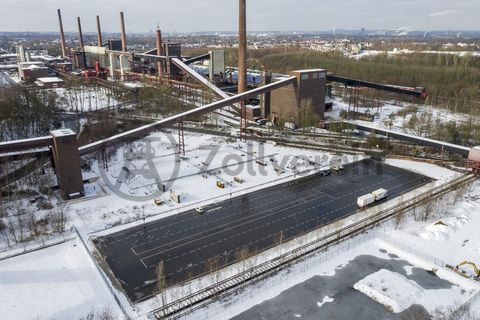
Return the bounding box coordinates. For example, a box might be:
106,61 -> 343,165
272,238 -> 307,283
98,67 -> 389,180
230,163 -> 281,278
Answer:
238,0 -> 247,94
156,27 -> 163,78
77,17 -> 84,48
57,9 -> 66,58
96,15 -> 103,47
120,12 -> 127,52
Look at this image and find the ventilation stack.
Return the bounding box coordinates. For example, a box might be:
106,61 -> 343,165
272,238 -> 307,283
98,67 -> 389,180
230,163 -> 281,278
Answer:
156,27 -> 163,78
57,9 -> 66,58
77,17 -> 84,48
96,15 -> 103,47
238,0 -> 247,94
120,12 -> 127,52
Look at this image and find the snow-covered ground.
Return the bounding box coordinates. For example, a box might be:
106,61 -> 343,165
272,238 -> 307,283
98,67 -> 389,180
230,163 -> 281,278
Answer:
0,127 -> 474,319
0,237 -> 123,320
326,97 -> 478,136
351,49 -> 480,60
184,160 -> 480,320
52,86 -> 119,112
72,131 -> 360,235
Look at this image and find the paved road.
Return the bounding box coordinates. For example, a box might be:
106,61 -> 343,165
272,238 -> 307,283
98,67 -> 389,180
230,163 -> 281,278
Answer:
93,159 -> 433,302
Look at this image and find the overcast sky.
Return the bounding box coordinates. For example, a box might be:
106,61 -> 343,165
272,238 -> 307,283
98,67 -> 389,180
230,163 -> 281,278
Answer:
0,0 -> 478,33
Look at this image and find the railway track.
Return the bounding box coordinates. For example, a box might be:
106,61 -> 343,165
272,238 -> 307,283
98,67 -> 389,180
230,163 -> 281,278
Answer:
152,173 -> 476,319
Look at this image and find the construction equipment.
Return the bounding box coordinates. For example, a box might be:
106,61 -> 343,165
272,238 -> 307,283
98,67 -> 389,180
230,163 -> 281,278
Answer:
234,176 -> 243,184
454,261 -> 480,279
330,164 -> 343,172
154,199 -> 165,206
216,181 -> 225,189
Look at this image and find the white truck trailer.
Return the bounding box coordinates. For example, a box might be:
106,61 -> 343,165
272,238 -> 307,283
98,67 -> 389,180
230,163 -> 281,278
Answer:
357,188 -> 388,208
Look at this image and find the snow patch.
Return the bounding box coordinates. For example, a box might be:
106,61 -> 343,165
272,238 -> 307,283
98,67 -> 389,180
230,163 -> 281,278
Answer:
419,215 -> 469,241
354,269 -> 422,312
317,296 -> 334,308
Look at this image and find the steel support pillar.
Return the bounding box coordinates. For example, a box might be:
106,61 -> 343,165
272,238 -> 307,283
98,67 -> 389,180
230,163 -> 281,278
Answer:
178,121 -> 185,156
240,100 -> 247,142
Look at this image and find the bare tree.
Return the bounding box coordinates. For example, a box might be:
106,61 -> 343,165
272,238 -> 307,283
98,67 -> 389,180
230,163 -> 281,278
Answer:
156,260 -> 167,309
421,191 -> 436,221
51,203 -> 68,234
274,230 -> 284,246
7,216 -> 18,244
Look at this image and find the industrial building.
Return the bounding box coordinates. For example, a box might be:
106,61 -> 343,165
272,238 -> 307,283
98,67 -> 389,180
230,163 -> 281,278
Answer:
35,77 -> 64,88
270,69 -> 327,123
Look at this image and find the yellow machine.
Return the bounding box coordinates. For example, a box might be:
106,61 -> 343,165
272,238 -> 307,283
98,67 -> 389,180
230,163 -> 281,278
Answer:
154,199 -> 164,206
216,181 -> 225,189
234,177 -> 243,184
454,261 -> 480,279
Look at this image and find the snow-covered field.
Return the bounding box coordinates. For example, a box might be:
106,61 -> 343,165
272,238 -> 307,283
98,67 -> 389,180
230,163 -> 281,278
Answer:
0,237 -> 123,320
326,97 -> 478,136
53,86 -> 119,112
351,49 -> 480,60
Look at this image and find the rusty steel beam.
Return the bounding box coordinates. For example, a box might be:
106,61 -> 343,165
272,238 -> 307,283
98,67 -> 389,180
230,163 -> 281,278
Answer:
79,76 -> 297,155
0,136 -> 53,154
172,58 -> 229,99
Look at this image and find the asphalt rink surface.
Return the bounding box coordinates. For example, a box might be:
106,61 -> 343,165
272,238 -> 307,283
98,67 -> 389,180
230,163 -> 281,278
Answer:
93,159 -> 434,302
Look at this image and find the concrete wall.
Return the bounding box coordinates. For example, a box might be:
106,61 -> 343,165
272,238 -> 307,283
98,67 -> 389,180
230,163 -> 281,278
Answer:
270,81 -> 299,123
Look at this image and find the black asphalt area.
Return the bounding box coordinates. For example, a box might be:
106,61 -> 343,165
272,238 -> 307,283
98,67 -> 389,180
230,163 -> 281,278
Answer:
93,159 -> 433,302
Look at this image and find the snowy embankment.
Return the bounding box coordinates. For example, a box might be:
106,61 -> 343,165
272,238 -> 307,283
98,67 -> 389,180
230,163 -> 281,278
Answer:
0,237 -> 123,320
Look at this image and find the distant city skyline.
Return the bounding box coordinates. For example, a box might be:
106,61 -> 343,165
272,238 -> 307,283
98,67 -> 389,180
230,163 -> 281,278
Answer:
0,0 -> 478,33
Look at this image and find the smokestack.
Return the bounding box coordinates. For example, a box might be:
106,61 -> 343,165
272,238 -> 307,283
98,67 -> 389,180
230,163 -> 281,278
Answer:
57,9 -> 66,58
238,0 -> 247,94
156,27 -> 163,77
77,17 -> 84,48
96,15 -> 103,47
120,12 -> 127,52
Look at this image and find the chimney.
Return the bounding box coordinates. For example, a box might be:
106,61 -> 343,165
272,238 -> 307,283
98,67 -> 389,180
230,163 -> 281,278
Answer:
57,9 -> 66,58
120,12 -> 127,52
77,17 -> 84,48
238,0 -> 247,94
96,15 -> 103,47
156,27 -> 163,77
